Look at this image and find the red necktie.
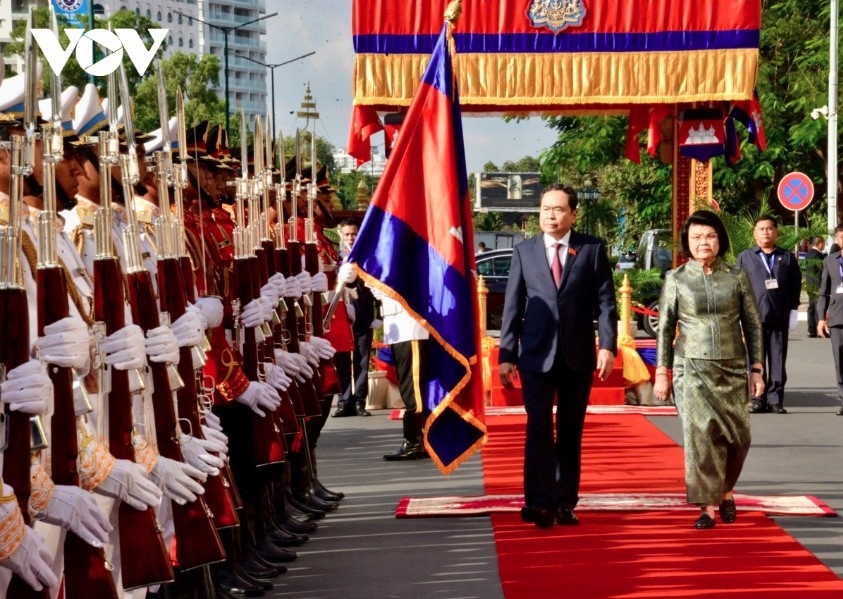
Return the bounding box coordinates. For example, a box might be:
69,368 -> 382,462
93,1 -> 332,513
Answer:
551,242 -> 563,287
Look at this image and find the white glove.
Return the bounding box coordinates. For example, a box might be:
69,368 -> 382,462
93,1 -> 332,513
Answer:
311,272 -> 329,293
38,485 -> 112,548
310,336 -> 336,360
37,316 -> 91,370
259,296 -> 274,322
345,302 -> 356,323
202,410 -> 224,433
194,297 -> 224,329
171,309 -> 205,348
179,434 -> 225,476
265,362 -> 292,392
291,351 -> 313,379
274,349 -> 301,378
150,456 -> 206,506
235,381 -> 281,417
370,286 -> 384,301
144,326 -> 180,364
371,318 -> 383,330
94,459 -> 162,511
0,521 -> 58,591
261,282 -> 280,305
294,271 -> 312,295
199,424 -> 228,455
240,298 -> 265,328
283,275 -> 301,299
339,262 -> 358,284
0,359 -> 52,415
269,273 -> 286,297
102,324 -> 147,370
299,342 -> 320,369
789,309 -> 799,331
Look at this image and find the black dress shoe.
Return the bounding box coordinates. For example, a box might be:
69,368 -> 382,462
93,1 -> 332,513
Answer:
837,406 -> 843,416
257,542 -> 298,563
253,552 -> 289,572
693,513 -> 716,529
267,524 -> 308,546
293,490 -> 338,512
279,514 -> 318,534
719,498 -> 737,524
770,404 -> 788,414
216,569 -> 265,597
236,561 -> 277,588
355,404 -> 371,417
313,478 -> 345,501
331,405 -> 356,417
286,493 -> 326,520
520,505 -> 555,529
556,507 -> 579,525
749,399 -> 769,413
383,440 -> 428,461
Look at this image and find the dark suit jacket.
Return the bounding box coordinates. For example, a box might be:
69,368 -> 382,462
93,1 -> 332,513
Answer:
805,247 -> 825,295
348,280 -> 376,334
736,246 -> 802,330
498,231 -> 618,373
817,251 -> 843,327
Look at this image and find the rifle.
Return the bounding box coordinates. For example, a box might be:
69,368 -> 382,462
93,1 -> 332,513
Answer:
92,72 -> 173,591
0,131 -> 50,599
233,112 -> 284,467
171,87 -> 241,528
37,34 -> 119,595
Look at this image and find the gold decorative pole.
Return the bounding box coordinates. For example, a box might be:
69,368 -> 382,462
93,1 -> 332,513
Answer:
620,273 -> 633,338
477,274 -> 488,337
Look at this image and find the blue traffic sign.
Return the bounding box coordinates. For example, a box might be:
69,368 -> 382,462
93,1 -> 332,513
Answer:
777,172 -> 814,211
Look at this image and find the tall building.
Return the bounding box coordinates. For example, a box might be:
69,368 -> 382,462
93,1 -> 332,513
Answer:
1,0 -> 269,125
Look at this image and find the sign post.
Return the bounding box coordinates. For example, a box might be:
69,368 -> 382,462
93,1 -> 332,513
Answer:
777,171 -> 815,252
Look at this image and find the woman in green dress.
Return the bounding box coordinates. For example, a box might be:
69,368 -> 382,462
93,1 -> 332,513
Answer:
653,210 -> 765,529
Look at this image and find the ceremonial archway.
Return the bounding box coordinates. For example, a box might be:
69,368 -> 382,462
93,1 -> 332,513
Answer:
347,0 -> 763,260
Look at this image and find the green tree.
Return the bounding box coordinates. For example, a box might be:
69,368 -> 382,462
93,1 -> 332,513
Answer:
133,52 -> 224,134
501,155 -> 542,172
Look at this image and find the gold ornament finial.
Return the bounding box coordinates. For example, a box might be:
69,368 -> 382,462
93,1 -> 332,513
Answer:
444,0 -> 462,25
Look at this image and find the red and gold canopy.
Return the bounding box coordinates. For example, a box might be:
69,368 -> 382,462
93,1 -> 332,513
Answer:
352,0 -> 761,113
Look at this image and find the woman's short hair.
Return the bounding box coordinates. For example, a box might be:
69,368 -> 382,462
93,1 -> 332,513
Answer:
680,210 -> 730,257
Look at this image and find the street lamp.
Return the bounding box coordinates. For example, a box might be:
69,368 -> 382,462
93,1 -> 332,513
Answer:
578,187 -> 600,235
175,9 -> 278,134
234,50 -> 316,148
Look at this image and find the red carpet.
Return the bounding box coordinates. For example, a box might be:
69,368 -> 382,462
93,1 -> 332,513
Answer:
482,413 -> 843,598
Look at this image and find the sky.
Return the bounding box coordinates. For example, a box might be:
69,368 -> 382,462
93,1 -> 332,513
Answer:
263,0 -> 560,175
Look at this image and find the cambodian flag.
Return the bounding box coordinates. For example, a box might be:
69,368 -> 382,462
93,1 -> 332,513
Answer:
348,21 -> 487,473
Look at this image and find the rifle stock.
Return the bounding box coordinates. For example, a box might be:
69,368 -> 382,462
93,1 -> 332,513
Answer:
286,241 -> 322,417
36,264 -> 119,598
231,257 -> 284,466
126,266 -> 228,570
304,241 -> 340,396
93,258 -> 174,590
178,255 -> 242,527
155,258 -> 230,564
1,288 -> 50,599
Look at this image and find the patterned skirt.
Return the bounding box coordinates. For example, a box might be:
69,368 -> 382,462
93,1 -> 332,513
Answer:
672,356 -> 751,505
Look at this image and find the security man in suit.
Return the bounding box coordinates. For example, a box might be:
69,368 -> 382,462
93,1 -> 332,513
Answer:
498,183 -> 617,529
736,215 -> 802,414
817,224 -> 843,415
805,237 -> 826,337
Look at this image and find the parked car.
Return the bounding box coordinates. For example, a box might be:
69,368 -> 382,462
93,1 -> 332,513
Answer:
477,246 -> 664,338
615,251 -> 637,271
475,248 -> 512,331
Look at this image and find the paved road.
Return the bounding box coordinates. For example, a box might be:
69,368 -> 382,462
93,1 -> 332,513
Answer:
267,319 -> 842,598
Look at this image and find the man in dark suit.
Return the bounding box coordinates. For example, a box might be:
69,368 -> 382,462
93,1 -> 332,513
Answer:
498,184 -> 617,529
817,224 -> 843,415
805,237 -> 826,337
736,215 -> 802,414
332,219 -> 379,417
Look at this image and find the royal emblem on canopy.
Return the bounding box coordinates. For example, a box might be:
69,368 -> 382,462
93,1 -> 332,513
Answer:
527,0 -> 586,33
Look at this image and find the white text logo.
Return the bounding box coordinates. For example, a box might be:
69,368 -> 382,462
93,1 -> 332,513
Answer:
31,28 -> 168,77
